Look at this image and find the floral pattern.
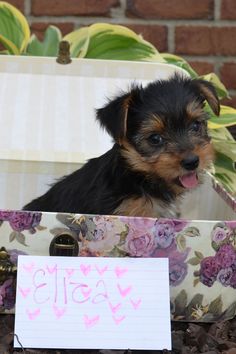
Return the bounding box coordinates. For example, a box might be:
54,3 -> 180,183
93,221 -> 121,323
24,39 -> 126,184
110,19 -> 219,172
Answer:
193,222 -> 236,290
1,210 -> 236,322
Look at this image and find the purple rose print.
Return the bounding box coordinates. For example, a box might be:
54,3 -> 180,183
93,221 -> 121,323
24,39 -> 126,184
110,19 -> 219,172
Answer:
211,226 -> 229,245
217,267 -> 234,287
225,221 -> 236,229
125,229 -> 156,257
152,241 -> 190,286
230,271 -> 236,288
154,219 -> 176,248
199,256 -> 221,287
215,244 -> 236,268
9,212 -> 42,233
169,261 -> 188,287
0,278 -> 15,310
153,218 -> 188,249
170,219 -> 188,232
168,248 -> 190,286
8,249 -> 28,265
0,210 -> 13,221
120,216 -> 155,232
198,239 -> 236,288
92,216 -> 115,241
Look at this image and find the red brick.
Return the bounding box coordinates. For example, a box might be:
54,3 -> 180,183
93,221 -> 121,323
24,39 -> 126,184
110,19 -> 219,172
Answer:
31,0 -> 119,16
220,63 -> 236,90
222,94 -> 236,109
6,0 -> 24,13
221,0 -> 236,20
122,24 -> 168,52
188,61 -> 215,76
31,22 -> 74,40
126,0 -> 213,19
175,26 -> 236,56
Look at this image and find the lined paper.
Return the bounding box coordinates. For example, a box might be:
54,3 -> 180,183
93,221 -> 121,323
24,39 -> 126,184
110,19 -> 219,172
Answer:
14,256 -> 171,350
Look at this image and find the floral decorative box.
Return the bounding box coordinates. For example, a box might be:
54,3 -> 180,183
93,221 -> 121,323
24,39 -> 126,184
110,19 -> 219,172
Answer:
0,56 -> 236,322
1,210 -> 236,323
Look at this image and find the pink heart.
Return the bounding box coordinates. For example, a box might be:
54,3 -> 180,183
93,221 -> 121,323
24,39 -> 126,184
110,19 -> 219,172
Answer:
18,286 -> 31,298
112,315 -> 126,325
130,298 -> 142,310
80,264 -> 91,276
108,301 -> 121,314
53,304 -> 66,319
84,314 -> 100,328
114,266 -> 128,278
66,268 -> 75,277
117,284 -> 132,297
46,264 -> 57,274
81,286 -> 92,298
95,265 -> 108,276
23,263 -> 34,273
26,308 -> 40,320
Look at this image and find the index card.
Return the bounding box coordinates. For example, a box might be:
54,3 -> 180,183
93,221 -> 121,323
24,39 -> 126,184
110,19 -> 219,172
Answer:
14,256 -> 171,350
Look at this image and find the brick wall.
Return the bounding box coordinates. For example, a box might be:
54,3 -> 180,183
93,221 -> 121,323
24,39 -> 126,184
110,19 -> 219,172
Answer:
7,0 -> 236,108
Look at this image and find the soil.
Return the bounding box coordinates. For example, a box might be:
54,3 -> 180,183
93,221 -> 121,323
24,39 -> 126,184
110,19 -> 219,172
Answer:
1,315 -> 236,354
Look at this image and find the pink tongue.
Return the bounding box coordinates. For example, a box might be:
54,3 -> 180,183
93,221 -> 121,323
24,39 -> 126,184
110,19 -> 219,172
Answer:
179,172 -> 198,189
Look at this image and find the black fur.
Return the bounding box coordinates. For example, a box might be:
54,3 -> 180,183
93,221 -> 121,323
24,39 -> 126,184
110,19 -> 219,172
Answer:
23,74 -> 220,215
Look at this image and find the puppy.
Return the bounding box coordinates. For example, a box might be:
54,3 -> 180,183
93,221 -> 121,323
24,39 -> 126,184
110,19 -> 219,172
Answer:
23,74 -> 220,217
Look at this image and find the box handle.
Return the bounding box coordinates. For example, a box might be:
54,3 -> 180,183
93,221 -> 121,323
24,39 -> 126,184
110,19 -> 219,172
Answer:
49,232 -> 79,256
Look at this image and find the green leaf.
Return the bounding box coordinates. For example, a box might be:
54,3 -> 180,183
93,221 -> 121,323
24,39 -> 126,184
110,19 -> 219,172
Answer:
118,225 -> 129,246
36,225 -> 47,231
183,226 -> 200,237
16,232 -> 27,246
0,1 -> 30,54
220,301 -> 236,320
214,151 -> 235,173
49,227 -> 70,236
174,289 -> 187,314
210,126 -> 236,194
194,251 -> 204,260
63,27 -> 90,58
208,105 -> 236,129
67,23 -> 164,62
210,126 -> 235,142
160,53 -> 198,78
208,295 -> 223,316
188,257 -> 201,266
201,73 -> 229,99
176,234 -> 186,251
108,246 -> 128,257
193,278 -> 200,287
9,231 -> 16,242
26,25 -> 62,56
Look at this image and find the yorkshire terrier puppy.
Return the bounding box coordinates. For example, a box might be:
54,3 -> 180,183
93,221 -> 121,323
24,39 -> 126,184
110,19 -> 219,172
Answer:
23,74 -> 220,217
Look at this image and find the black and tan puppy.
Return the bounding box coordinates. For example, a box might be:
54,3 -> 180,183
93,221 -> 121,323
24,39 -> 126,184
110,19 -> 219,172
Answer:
24,74 -> 220,217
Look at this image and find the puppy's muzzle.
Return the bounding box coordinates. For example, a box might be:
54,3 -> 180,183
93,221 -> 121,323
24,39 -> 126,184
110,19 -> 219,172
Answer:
181,155 -> 199,171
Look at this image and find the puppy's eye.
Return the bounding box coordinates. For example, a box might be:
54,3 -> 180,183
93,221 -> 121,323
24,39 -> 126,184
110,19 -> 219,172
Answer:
148,133 -> 163,146
190,121 -> 202,132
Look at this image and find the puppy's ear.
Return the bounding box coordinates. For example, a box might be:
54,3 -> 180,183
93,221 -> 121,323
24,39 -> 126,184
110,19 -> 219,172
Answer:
196,79 -> 220,116
96,91 -> 132,145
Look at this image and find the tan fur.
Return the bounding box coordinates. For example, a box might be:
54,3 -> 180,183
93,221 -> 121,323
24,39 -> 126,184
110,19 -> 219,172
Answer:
198,83 -> 220,116
140,115 -> 165,135
118,95 -> 132,145
194,142 -> 215,170
186,100 -> 204,121
114,196 -> 179,218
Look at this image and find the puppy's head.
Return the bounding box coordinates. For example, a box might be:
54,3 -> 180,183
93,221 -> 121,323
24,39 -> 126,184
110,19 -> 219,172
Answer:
96,74 -> 220,195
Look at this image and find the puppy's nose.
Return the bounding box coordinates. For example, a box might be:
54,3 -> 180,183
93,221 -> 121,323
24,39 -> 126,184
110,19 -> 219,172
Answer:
181,155 -> 199,171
